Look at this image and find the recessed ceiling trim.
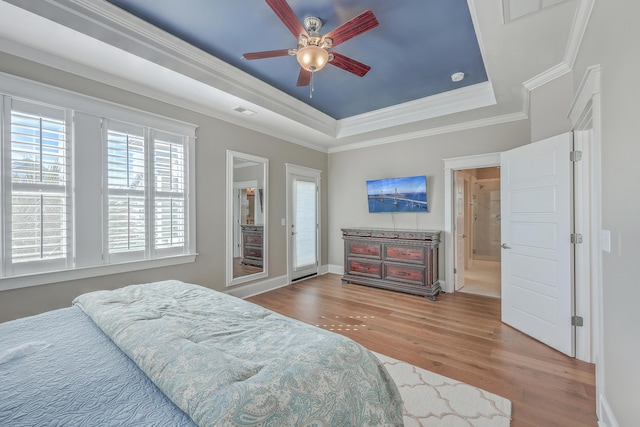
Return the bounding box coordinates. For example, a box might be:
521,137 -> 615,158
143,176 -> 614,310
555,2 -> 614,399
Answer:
329,111 -> 527,154
336,81 -> 497,138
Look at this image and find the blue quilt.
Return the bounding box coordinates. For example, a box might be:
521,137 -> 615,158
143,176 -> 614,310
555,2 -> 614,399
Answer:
74,280 -> 404,426
0,306 -> 196,427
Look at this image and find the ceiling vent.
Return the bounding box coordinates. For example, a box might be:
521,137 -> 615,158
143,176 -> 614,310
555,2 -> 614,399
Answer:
232,106 -> 257,116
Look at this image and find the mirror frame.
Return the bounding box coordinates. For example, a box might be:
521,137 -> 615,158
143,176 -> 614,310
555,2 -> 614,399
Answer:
226,150 -> 269,286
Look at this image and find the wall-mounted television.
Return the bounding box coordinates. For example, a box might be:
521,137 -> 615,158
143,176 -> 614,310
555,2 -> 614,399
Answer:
366,175 -> 428,213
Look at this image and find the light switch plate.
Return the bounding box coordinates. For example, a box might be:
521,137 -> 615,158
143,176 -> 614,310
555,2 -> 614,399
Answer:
601,229 -> 611,253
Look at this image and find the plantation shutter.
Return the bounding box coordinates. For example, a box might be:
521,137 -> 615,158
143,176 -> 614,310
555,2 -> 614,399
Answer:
153,131 -> 186,254
105,121 -> 147,261
4,99 -> 71,275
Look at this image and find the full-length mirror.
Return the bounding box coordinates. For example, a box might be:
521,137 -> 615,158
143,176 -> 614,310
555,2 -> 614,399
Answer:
226,150 -> 268,286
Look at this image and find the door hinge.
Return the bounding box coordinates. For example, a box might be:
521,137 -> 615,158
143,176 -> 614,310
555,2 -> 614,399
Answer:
571,316 -> 584,327
571,233 -> 583,244
570,151 -> 583,162
453,268 -> 457,274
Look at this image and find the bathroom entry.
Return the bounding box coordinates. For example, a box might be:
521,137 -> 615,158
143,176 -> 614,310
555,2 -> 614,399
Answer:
454,167 -> 501,298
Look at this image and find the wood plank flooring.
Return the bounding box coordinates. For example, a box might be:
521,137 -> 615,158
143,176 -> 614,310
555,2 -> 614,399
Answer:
246,274 -> 598,427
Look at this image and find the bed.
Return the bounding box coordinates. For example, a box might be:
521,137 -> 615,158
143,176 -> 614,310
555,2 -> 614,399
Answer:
0,280 -> 403,426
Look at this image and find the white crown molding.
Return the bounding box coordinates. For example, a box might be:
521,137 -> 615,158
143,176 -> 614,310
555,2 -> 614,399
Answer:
337,81 -> 497,138
568,64 -> 601,126
564,0 -> 596,68
522,0 -> 594,94
523,62 -> 572,91
329,112 -> 527,154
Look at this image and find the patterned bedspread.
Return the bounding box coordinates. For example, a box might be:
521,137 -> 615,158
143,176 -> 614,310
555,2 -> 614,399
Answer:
73,280 -> 403,426
0,306 -> 196,427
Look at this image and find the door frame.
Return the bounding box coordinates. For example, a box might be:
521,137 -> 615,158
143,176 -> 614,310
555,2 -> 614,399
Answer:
285,163 -> 322,283
567,65 -> 603,414
444,136 -> 596,362
444,152 -> 501,294
454,171 -> 467,291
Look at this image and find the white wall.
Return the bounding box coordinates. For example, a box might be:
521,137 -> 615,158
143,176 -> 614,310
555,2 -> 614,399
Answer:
327,120 -> 531,270
569,1 -> 640,425
529,72 -> 574,142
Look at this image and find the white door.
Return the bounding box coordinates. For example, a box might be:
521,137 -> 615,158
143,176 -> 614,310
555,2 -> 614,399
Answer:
455,172 -> 466,290
287,166 -> 321,281
500,132 -> 574,356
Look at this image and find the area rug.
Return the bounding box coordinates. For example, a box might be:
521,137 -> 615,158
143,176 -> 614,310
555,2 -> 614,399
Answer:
374,352 -> 512,426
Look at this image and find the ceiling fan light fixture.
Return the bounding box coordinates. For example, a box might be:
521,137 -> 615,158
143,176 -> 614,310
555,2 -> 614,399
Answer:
296,45 -> 329,72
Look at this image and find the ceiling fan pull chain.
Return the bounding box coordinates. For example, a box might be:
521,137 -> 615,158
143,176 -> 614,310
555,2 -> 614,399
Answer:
310,69 -> 315,98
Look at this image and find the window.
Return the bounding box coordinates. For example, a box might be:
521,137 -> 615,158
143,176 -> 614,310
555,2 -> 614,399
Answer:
104,122 -> 188,262
153,133 -> 186,251
0,73 -> 196,290
3,99 -> 72,276
105,122 -> 147,259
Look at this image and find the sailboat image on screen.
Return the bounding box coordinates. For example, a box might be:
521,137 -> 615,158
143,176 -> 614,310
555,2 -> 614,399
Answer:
366,175 -> 428,213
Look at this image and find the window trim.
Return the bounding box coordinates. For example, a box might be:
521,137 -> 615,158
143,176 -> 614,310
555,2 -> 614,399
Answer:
0,72 -> 198,292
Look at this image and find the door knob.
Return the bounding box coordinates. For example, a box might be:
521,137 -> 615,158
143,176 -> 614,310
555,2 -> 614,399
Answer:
501,243 -> 511,249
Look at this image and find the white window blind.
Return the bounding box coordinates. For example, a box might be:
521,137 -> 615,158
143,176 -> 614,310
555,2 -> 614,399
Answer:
104,122 -> 188,261
106,122 -> 147,257
153,132 -> 186,252
4,99 -> 71,275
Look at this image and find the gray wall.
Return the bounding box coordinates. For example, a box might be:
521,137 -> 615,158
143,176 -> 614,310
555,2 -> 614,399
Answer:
0,52 -> 328,323
570,1 -> 640,425
327,120 -> 531,269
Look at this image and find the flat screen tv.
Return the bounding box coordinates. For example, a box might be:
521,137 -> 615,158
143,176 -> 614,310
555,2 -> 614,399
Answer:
367,175 -> 428,213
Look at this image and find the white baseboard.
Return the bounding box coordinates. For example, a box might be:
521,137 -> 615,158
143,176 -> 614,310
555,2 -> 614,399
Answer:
225,274 -> 288,299
327,264 -> 344,275
225,265 -> 339,300
598,395 -> 620,427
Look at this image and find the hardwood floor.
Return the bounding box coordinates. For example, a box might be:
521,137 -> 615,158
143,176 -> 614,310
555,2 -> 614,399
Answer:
247,274 -> 597,427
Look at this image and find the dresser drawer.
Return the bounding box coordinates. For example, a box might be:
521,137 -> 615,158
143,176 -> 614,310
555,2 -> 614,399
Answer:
244,247 -> 263,259
244,234 -> 262,246
384,244 -> 425,264
384,263 -> 425,286
347,241 -> 381,258
347,259 -> 382,279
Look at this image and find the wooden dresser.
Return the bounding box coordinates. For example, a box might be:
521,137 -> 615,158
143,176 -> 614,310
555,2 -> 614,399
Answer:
341,228 -> 441,301
241,225 -> 263,268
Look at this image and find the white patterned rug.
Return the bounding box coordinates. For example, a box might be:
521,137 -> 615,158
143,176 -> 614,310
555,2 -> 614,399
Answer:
374,353 -> 512,426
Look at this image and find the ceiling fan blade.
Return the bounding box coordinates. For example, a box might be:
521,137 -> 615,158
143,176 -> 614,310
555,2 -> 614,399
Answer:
296,68 -> 311,87
323,10 -> 379,47
265,0 -> 308,39
328,52 -> 371,77
243,49 -> 291,60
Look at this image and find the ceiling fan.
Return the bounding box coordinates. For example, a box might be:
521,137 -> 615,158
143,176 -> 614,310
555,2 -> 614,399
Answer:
242,0 -> 379,94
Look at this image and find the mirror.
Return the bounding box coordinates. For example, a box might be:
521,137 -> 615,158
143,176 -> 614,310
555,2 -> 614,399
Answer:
226,150 -> 268,286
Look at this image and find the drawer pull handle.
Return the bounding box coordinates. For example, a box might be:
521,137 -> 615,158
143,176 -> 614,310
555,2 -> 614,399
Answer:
398,271 -> 409,276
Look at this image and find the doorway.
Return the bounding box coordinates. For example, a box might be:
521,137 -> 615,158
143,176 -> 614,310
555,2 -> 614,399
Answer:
455,168 -> 502,298
286,164 -> 322,282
